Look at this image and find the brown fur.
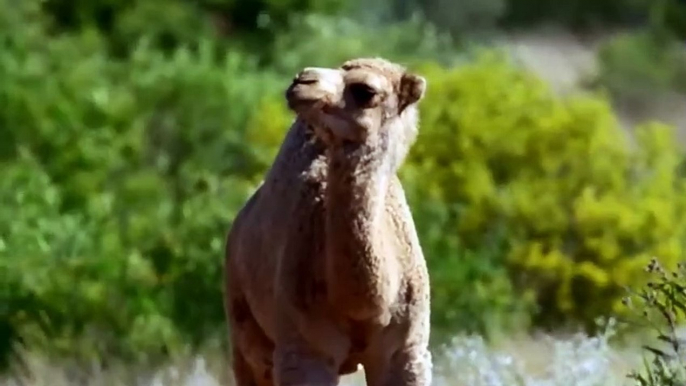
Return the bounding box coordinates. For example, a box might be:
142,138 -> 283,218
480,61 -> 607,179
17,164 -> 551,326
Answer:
224,57 -> 432,386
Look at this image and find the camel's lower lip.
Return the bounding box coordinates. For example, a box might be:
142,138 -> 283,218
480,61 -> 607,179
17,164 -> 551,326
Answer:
287,97 -> 319,111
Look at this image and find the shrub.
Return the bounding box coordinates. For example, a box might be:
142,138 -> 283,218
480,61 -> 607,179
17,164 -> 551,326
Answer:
407,51 -> 686,330
0,13 -> 283,363
624,258 -> 686,385
401,164 -> 535,340
0,154 -> 184,365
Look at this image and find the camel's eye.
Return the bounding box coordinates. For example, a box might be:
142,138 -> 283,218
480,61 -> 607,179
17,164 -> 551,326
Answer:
348,83 -> 377,106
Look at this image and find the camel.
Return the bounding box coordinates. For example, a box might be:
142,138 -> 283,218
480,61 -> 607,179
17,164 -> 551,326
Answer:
224,57 -> 432,386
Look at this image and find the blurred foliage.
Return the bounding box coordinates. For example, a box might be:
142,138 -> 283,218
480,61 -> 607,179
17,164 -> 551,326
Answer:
0,0 -> 283,365
502,0 -> 686,40
502,0 -> 650,29
365,0 -> 686,40
267,13 -> 457,74
365,0 -> 507,37
39,0 -> 351,56
408,52 -> 686,330
2,0 -> 686,372
400,171 -> 536,341
594,30 -> 686,105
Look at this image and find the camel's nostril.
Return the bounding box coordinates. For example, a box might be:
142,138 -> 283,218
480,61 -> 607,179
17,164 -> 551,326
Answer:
293,74 -> 318,85
294,68 -> 323,85
294,78 -> 318,85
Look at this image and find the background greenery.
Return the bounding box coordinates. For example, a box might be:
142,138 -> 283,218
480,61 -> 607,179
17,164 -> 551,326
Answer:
2,0 -> 686,371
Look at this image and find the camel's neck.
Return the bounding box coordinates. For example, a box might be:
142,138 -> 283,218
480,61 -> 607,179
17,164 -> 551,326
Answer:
324,140 -> 398,320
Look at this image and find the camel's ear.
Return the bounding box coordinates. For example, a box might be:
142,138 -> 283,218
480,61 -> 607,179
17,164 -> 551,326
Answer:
398,72 -> 427,113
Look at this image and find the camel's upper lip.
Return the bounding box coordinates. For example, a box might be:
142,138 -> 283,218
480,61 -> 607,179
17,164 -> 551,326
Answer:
286,95 -> 319,111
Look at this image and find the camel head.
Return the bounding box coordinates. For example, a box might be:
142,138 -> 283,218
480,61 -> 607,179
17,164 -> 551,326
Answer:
285,57 -> 426,159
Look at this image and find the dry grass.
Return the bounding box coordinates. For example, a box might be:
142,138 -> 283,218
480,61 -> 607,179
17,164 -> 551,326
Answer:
1,326 -> 644,386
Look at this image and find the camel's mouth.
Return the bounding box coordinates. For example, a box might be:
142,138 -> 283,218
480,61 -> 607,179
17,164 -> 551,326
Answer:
285,68 -> 342,114
286,90 -> 332,117
285,83 -> 316,109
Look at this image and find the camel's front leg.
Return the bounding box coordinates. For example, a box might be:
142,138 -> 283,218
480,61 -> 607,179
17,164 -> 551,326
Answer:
365,347 -> 433,386
273,341 -> 340,386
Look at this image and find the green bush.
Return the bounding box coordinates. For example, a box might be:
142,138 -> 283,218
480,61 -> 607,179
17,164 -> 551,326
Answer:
0,11 -> 284,363
401,171 -> 536,341
408,52 -> 686,330
625,258 -> 686,385
0,154 -> 183,364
